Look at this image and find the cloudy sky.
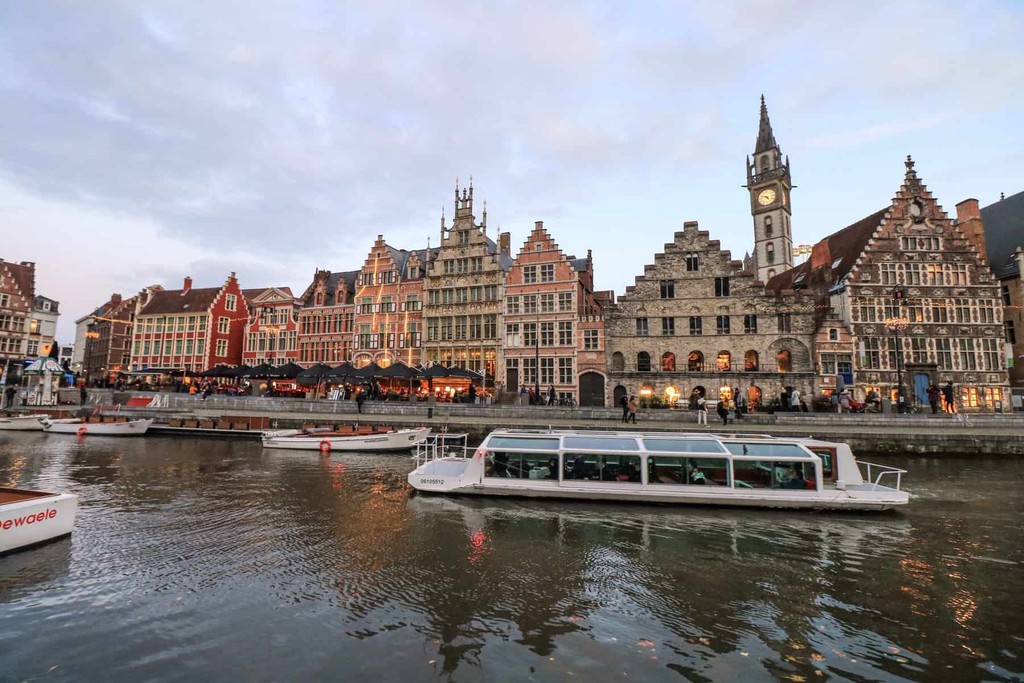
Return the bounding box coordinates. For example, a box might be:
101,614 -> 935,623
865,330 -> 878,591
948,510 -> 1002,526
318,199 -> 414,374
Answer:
2,1 -> 1022,344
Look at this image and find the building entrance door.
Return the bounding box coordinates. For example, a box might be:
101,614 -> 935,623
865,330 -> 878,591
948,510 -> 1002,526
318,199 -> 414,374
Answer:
579,372 -> 605,407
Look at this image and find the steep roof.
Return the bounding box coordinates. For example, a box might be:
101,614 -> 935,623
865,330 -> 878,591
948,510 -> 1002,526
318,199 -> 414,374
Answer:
766,208 -> 888,293
300,270 -> 359,308
1,260 -> 35,301
138,287 -> 222,316
980,190 -> 1024,278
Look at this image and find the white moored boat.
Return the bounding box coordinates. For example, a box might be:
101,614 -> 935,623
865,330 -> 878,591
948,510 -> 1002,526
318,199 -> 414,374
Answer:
43,417 -> 154,436
408,429 -> 909,511
1,488 -> 78,554
262,425 -> 431,452
0,415 -> 47,431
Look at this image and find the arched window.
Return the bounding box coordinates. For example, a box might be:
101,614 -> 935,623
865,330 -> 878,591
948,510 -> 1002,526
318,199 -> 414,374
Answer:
611,352 -> 624,372
662,352 -> 676,372
829,328 -> 838,341
765,215 -> 774,237
716,351 -> 731,371
637,352 -> 651,372
777,349 -> 792,373
766,243 -> 775,265
687,351 -> 704,372
745,350 -> 759,371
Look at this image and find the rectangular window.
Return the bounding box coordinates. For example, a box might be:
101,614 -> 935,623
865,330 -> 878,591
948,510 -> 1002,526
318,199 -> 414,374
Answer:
661,317 -> 675,336
484,315 -> 497,339
558,292 -> 573,311
583,329 -> 599,350
958,338 -> 977,370
1002,285 -> 1012,307
215,316 -> 227,334
540,294 -> 555,313
1007,320 -> 1017,345
507,296 -> 520,315
714,277 -> 730,297
686,253 -> 699,272
523,323 -> 537,348
636,318 -> 649,336
716,316 -> 730,335
777,313 -> 792,333
540,357 -> 555,384
935,338 -> 952,368
880,263 -> 898,286
648,456 -> 731,486
744,314 -> 758,334
523,266 -> 538,284
659,280 -> 675,299
540,264 -> 555,282
225,294 -> 237,311
215,339 -> 228,357
982,338 -> 1000,370
558,357 -> 573,385
540,322 -> 554,347
558,321 -> 573,346
187,315 -> 197,332
689,316 -> 702,336
522,357 -> 536,386
185,339 -> 193,355
911,337 -> 928,364
862,337 -> 880,369
523,295 -> 538,314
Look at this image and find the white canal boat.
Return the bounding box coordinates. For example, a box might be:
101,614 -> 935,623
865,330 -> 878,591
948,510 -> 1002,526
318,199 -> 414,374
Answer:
1,488 -> 78,554
263,425 -> 432,452
43,417 -> 154,436
0,415 -> 47,431
408,429 -> 909,511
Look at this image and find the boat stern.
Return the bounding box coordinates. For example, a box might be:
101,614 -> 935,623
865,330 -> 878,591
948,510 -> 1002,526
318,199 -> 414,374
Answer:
0,492 -> 79,554
408,455 -> 482,493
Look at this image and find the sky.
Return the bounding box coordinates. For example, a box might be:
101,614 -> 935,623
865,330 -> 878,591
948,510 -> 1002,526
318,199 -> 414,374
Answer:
2,1 -> 1023,345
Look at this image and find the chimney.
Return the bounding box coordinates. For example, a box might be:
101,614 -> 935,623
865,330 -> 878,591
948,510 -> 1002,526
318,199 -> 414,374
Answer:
111,293 -> 122,306
955,198 -> 987,259
183,276 -> 193,293
810,240 -> 831,270
499,231 -> 511,256
535,220 -> 543,230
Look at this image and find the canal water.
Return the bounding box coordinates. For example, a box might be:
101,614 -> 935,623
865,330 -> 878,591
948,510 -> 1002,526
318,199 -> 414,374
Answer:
0,434 -> 1021,682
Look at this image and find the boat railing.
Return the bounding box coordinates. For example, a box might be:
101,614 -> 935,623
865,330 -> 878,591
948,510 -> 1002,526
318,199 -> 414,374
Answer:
856,461 -> 907,491
413,432 -> 471,467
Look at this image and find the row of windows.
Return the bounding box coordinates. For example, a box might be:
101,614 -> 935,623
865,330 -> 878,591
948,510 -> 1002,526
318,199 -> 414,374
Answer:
300,313 -> 354,335
654,276 -> 732,298
857,298 -> 1000,324
506,356 -> 575,385
133,338 -> 207,357
505,321 -> 575,347
298,341 -> 353,364
507,293 -> 574,314
426,316 -> 499,341
612,349 -> 789,373
878,262 -> 970,286
0,314 -> 26,332
442,257 -> 485,275
357,270 -> 400,285
899,236 -> 943,251
860,336 -> 1002,371
356,332 -> 423,349
138,315 -> 208,333
636,314 -> 788,336
245,331 -> 298,353
427,286 -> 498,305
522,264 -> 556,284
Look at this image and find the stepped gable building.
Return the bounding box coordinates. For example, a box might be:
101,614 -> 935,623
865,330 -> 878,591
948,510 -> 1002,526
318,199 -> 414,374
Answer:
767,157 -> 1010,412
130,273 -> 250,373
0,259 -> 35,369
82,292 -> 142,384
242,287 -> 300,366
352,235 -> 431,368
296,269 -> 357,365
606,220 -> 815,411
746,96 -> 795,283
502,221 -> 610,406
974,190 -> 1024,392
422,181 -> 512,384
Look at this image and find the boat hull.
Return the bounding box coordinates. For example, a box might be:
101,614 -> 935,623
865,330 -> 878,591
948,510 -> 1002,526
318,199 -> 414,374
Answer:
263,427 -> 431,452
43,418 -> 153,436
0,416 -> 46,431
0,489 -> 78,554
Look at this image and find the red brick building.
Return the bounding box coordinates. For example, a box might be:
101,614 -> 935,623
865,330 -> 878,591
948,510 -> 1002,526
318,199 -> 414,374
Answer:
296,269 -> 358,365
242,287 -> 300,366
82,291 -> 144,384
130,273 -> 250,373
0,259 -> 35,371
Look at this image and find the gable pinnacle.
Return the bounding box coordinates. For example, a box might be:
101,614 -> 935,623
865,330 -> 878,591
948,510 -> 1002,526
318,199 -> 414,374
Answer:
755,94 -> 778,154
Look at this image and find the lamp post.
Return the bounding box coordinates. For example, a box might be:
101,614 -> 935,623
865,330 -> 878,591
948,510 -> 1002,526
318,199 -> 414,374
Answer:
887,285 -> 908,414
534,315 -> 540,404
261,305 -> 280,365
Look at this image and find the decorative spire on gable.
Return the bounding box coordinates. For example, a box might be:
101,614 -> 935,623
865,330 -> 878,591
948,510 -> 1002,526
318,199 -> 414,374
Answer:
755,94 -> 778,154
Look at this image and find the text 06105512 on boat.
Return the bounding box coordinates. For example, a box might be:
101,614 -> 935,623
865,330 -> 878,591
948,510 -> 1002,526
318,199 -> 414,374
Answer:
42,417 -> 154,436
408,429 -> 909,511
262,425 -> 431,452
1,488 -> 78,555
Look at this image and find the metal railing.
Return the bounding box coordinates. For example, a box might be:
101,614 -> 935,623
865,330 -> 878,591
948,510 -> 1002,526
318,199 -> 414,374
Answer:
413,432 -> 471,466
857,461 -> 907,491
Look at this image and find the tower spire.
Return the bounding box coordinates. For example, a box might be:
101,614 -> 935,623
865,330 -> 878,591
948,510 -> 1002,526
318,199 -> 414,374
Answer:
755,94 -> 778,154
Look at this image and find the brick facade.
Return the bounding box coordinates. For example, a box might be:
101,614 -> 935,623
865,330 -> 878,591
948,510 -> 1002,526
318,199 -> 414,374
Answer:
82,292 -> 139,383
296,270 -> 357,365
0,259 -> 35,366
242,287 -> 300,366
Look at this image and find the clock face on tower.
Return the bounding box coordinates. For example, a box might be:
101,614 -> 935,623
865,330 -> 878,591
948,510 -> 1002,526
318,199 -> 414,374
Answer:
757,188 -> 776,206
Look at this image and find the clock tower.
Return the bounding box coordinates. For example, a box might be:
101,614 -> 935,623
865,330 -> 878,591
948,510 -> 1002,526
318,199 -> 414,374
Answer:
746,95 -> 793,283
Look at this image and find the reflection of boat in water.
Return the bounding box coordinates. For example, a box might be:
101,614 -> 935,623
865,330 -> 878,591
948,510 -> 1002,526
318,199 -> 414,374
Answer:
262,425 -> 431,452
409,429 -> 909,511
1,488 -> 78,554
43,418 -> 153,436
0,415 -> 46,431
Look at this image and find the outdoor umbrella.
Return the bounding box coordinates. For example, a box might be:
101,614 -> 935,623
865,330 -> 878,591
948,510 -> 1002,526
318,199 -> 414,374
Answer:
225,365 -> 251,379
377,361 -> 424,396
242,363 -> 273,378
422,364 -> 452,379
200,364 -> 231,378
447,366 -> 483,380
327,362 -> 356,382
296,363 -> 333,386
268,362 -> 304,379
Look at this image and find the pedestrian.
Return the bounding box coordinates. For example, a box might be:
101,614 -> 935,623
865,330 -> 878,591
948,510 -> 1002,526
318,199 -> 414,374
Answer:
839,390 -> 851,413
790,387 -> 801,411
356,390 -> 366,414
620,394 -> 629,423
696,395 -> 708,426
80,384 -> 88,405
942,381 -> 954,413
627,395 -> 638,424
547,385 -> 556,406
832,392 -> 841,413
528,387 -> 536,405
716,399 -> 729,426
468,384 -> 477,404
927,384 -> 941,414
519,384 -> 527,406
3,385 -> 15,409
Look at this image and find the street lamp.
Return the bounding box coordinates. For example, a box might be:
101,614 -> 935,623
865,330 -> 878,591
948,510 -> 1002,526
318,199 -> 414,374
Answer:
261,306 -> 280,364
534,315 -> 540,404
886,285 -> 908,413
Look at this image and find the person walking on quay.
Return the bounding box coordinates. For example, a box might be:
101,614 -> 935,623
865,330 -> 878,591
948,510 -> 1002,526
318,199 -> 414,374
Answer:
790,387 -> 801,412
356,390 -> 366,413
3,385 -> 15,409
927,383 -> 941,414
547,385 -> 556,406
627,395 -> 638,424
716,399 -> 729,426
80,384 -> 88,405
942,381 -> 955,413
519,384 -> 527,406
696,395 -> 708,426
620,394 -> 629,423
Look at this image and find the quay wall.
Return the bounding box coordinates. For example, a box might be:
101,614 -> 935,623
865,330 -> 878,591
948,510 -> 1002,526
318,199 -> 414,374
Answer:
23,391 -> 1024,457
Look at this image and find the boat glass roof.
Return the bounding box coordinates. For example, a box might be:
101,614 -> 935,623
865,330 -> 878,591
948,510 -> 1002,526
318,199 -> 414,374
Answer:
724,442 -> 811,457
562,436 -> 639,451
486,436 -> 561,450
642,438 -> 727,454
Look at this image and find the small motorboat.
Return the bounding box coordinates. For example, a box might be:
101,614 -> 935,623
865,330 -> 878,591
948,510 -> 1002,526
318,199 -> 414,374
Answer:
262,425 -> 431,452
43,417 -> 154,436
0,415 -> 47,431
1,487 -> 78,554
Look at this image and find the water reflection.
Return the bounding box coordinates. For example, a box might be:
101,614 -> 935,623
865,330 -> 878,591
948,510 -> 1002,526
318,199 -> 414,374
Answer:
0,435 -> 1020,682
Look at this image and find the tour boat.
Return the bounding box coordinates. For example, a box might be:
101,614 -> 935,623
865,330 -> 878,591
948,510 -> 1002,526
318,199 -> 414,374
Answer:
262,425 -> 432,452
0,415 -> 47,431
1,488 -> 78,554
42,417 -> 154,436
408,429 -> 909,511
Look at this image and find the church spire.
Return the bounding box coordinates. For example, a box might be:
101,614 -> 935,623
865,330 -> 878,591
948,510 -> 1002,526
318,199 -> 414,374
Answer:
755,94 -> 778,154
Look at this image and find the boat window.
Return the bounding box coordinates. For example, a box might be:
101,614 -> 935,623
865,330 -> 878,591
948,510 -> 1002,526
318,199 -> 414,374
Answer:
564,453 -> 642,483
723,442 -> 809,458
648,456 -> 730,486
643,438 -> 727,454
806,448 -> 835,479
731,461 -> 813,490
485,452 -> 561,481
562,436 -> 639,452
486,436 -> 561,450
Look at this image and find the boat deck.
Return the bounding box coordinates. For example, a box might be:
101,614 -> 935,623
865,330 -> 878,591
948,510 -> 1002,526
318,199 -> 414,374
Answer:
0,488 -> 55,505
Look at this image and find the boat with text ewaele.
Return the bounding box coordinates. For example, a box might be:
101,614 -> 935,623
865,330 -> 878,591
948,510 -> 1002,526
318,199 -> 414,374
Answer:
1,488 -> 78,554
42,417 -> 153,436
409,429 -> 909,511
0,415 -> 47,431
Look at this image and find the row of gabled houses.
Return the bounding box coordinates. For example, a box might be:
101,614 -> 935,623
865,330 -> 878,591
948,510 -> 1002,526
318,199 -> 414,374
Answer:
75,99 -> 1023,411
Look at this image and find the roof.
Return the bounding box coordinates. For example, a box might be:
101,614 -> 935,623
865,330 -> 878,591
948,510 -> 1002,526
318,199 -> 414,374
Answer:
980,190 -> 1024,279
138,287 -> 222,316
766,208 -> 888,293
301,270 -> 359,308
1,260 -> 35,302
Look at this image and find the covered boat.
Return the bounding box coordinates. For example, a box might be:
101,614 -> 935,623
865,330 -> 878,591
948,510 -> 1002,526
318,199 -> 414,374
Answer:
1,488 -> 78,554
0,415 -> 47,431
262,425 -> 431,452
408,429 -> 909,511
43,417 -> 154,436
